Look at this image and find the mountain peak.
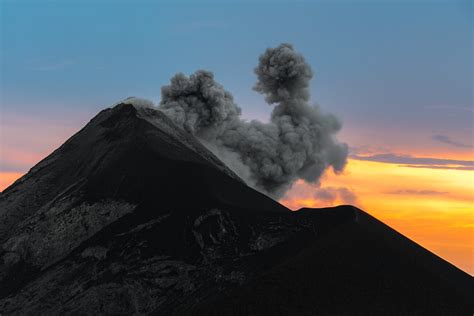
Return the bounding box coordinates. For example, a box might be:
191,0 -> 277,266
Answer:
0,102 -> 471,314
0,101 -> 286,277
105,101 -> 243,182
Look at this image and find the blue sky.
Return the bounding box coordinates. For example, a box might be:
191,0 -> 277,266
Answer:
1,0 -> 472,159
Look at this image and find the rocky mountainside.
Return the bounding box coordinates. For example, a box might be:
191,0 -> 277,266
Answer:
0,102 -> 472,315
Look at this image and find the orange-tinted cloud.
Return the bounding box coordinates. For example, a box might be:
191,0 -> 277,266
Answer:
351,153 -> 474,170
281,183 -> 358,210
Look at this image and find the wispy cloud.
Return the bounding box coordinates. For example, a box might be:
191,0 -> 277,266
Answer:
0,161 -> 29,173
432,134 -> 473,148
314,186 -> 357,205
0,112 -> 89,173
387,189 -> 448,195
349,145 -> 392,155
29,59 -> 76,71
174,20 -> 229,33
280,181 -> 359,210
424,105 -> 474,112
402,165 -> 474,171
351,153 -> 474,170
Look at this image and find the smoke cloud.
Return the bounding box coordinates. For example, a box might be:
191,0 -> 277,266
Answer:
314,187 -> 357,205
159,43 -> 348,199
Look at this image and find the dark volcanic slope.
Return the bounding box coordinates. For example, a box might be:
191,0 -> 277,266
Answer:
193,209 -> 473,315
0,103 -> 472,315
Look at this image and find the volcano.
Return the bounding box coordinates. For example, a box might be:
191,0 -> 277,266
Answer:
0,102 -> 472,315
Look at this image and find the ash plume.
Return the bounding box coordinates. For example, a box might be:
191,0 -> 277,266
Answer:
159,43 -> 348,199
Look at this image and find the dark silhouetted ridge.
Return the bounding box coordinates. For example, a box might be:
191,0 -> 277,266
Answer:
0,103 -> 471,315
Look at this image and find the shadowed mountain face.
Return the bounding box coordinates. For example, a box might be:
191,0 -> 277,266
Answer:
0,103 -> 472,315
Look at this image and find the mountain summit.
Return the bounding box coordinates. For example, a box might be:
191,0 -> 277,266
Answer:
0,102 -> 471,315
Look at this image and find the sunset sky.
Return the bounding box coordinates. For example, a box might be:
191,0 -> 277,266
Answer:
1,1 -> 472,274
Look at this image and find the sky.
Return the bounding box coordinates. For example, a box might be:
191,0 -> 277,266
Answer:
0,0 -> 473,273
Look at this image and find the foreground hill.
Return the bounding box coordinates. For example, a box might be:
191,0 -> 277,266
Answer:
194,209 -> 473,315
0,102 -> 471,315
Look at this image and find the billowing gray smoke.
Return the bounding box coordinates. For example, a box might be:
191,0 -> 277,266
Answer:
159,43 -> 348,199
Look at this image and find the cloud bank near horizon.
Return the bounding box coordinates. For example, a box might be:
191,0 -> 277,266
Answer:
351,153 -> 474,171
432,134 -> 473,149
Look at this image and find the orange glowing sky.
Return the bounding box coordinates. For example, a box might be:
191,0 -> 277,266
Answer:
281,157 -> 474,275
